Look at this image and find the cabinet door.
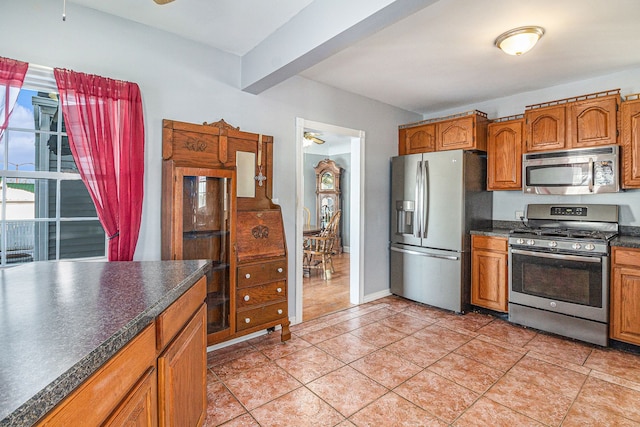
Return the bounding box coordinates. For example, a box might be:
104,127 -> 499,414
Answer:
569,96 -> 619,148
471,237 -> 508,312
436,116 -> 475,151
621,98 -> 640,188
104,368 -> 157,427
165,167 -> 235,340
400,124 -> 437,155
158,304 -> 207,427
610,265 -> 640,345
487,119 -> 523,190
525,105 -> 567,152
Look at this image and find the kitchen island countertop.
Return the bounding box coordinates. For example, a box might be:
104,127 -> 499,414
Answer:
0,259 -> 211,427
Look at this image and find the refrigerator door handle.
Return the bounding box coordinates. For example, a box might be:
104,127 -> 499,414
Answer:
390,246 -> 459,261
422,160 -> 429,238
414,161 -> 422,238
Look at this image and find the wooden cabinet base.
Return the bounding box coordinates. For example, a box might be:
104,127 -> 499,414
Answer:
610,247 -> 640,345
471,235 -> 508,313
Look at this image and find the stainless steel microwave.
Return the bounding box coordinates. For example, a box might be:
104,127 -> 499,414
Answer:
523,145 -> 620,195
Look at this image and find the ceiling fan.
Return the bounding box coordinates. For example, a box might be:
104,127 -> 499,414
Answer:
153,0 -> 175,4
304,132 -> 325,145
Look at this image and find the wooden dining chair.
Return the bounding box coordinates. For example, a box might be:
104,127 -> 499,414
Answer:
303,210 -> 341,280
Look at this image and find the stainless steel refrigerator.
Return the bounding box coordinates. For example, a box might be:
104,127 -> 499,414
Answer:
389,150 -> 492,312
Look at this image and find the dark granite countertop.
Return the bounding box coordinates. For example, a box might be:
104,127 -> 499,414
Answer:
0,259 -> 211,427
469,228 -> 511,238
611,235 -> 640,249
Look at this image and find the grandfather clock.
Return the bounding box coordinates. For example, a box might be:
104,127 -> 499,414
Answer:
314,159 -> 342,253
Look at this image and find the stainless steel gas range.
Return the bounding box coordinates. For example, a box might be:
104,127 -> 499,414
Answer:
508,204 -> 619,346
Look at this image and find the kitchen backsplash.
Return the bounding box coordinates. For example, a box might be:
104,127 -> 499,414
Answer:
492,188 -> 640,227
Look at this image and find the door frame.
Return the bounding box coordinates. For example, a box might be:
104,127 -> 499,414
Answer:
295,118 -> 365,323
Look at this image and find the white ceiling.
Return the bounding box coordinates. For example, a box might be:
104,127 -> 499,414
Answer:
68,0 -> 640,116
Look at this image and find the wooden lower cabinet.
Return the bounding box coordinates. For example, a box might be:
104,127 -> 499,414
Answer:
158,304 -> 207,427
471,235 -> 508,313
37,277 -> 207,427
104,368 -> 157,427
610,247 -> 640,345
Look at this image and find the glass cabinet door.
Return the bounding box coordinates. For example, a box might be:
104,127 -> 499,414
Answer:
180,169 -> 234,335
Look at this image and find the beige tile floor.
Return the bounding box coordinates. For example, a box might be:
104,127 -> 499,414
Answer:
205,296 -> 640,426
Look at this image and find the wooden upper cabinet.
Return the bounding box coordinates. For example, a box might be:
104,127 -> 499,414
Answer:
398,110 -> 488,155
621,93 -> 640,188
399,124 -> 436,155
568,95 -> 619,148
487,117 -> 523,190
525,104 -> 566,152
525,89 -> 621,152
437,115 -> 474,151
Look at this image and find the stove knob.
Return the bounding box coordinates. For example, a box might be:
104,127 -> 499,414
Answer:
572,243 -> 582,250
526,239 -> 535,246
548,241 -> 557,248
584,243 -> 595,251
516,238 -> 525,245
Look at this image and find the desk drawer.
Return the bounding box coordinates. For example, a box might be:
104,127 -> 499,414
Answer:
237,281 -> 286,308
236,301 -> 288,332
237,259 -> 287,289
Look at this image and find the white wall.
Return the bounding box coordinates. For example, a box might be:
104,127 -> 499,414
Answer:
423,68 -> 640,226
2,0 -> 421,302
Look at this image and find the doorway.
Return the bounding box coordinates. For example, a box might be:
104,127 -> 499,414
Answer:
295,118 -> 364,323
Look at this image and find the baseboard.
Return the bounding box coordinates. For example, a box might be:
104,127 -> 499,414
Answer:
206,317 -> 295,352
343,246 -> 350,253
364,288 -> 392,303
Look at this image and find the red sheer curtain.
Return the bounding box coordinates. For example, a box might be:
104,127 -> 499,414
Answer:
54,69 -> 144,261
0,57 -> 29,140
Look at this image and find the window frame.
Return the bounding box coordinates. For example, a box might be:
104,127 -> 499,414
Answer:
0,65 -> 107,267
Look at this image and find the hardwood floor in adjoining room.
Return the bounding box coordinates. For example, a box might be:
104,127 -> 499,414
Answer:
303,252 -> 355,321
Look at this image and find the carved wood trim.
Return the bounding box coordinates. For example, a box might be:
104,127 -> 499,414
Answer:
203,119 -> 239,131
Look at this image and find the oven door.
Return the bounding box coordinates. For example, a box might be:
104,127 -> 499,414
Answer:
509,248 -> 608,322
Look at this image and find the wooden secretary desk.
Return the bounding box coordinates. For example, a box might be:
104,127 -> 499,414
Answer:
161,119 -> 290,346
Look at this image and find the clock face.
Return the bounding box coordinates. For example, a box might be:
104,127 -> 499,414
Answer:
320,172 -> 334,190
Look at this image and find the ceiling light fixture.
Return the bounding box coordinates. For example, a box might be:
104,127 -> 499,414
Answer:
495,26 -> 545,56
304,132 -> 325,145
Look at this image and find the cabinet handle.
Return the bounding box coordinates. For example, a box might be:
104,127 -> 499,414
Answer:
244,295 -> 250,302
277,309 -> 283,315
277,267 -> 283,273
245,318 -> 251,323
245,273 -> 251,279
276,287 -> 282,293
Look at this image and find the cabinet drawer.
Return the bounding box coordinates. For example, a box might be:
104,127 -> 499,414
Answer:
156,276 -> 206,350
37,324 -> 156,427
237,281 -> 286,308
612,247 -> 640,268
237,259 -> 287,289
236,301 -> 288,332
472,235 -> 507,252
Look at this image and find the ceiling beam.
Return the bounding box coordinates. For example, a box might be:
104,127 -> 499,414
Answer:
241,0 -> 439,94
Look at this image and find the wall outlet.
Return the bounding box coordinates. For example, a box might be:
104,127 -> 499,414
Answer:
515,210 -> 524,220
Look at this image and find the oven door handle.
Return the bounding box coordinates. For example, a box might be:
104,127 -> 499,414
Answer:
588,157 -> 594,193
510,248 -> 602,263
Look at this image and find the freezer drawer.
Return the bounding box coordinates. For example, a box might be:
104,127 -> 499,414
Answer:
390,244 -> 464,312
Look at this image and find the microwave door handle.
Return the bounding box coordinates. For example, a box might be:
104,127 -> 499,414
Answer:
414,161 -> 422,238
588,157 -> 594,193
422,160 -> 429,238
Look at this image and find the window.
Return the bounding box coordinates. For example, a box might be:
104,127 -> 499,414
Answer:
0,66 -> 106,266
